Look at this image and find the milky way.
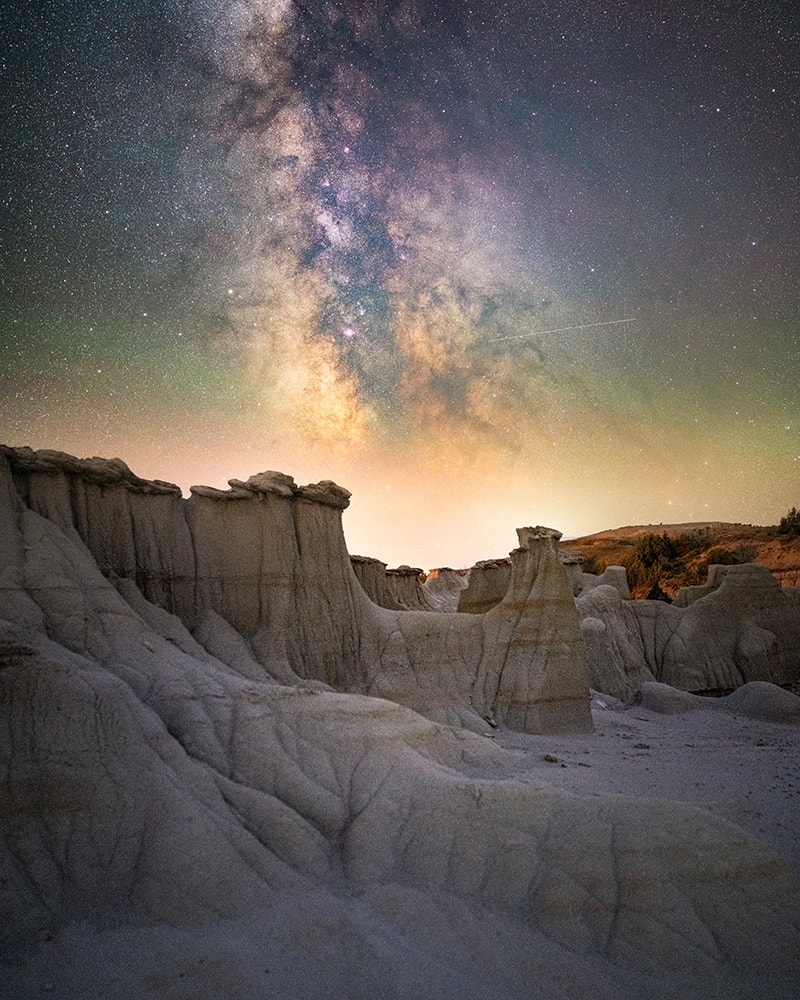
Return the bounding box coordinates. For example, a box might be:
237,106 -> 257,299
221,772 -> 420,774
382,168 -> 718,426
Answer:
2,1 -> 798,566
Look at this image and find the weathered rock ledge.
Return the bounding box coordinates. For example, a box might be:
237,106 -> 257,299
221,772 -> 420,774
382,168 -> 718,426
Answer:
0,445 -> 590,733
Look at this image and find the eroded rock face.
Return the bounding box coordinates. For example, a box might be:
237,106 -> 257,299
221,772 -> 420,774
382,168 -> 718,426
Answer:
559,546 -> 587,595
475,527 -> 590,733
0,446 -> 589,733
457,557 -> 511,614
458,547 -> 598,612
578,586 -> 658,701
383,565 -> 428,608
673,561 -> 781,607
350,555 -> 398,608
420,566 -> 469,611
2,447 -> 800,998
578,564 -> 631,598
576,563 -> 800,699
357,563 -> 468,613
4,624 -> 800,998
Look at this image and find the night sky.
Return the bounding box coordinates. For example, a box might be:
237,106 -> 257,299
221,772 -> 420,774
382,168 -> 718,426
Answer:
2,1 -> 798,567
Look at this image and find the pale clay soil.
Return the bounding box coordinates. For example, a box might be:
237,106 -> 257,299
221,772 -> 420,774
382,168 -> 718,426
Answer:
496,699 -> 800,870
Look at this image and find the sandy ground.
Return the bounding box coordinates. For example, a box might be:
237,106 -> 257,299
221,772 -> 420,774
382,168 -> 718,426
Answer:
496,697 -> 800,870
3,698 -> 799,1000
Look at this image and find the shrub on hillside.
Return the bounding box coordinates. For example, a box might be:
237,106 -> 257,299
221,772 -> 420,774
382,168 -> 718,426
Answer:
704,547 -> 738,566
778,507 -> 800,536
673,531 -> 706,558
576,553 -> 602,575
623,532 -> 678,590
644,580 -> 672,603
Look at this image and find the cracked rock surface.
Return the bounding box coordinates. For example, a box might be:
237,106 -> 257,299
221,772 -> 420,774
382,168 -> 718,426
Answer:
1,447 -> 799,999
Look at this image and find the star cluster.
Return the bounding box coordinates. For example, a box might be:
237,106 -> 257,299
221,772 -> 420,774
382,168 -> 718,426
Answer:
1,1 -> 798,566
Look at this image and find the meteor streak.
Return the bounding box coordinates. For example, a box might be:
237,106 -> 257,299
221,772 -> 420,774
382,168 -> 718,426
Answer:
487,317 -> 636,343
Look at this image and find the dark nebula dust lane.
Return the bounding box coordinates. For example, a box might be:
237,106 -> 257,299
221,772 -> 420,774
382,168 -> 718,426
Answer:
1,1 -> 798,566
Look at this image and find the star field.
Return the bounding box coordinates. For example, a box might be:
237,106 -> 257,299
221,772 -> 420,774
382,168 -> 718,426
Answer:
1,1 -> 798,567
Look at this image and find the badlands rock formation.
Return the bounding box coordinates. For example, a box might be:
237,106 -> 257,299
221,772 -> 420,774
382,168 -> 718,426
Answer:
577,563 -> 800,701
457,551 -> 628,614
0,446 -> 589,733
457,556 -> 512,613
2,446 -> 800,999
577,563 -> 631,598
638,679 -> 800,722
351,558 -> 466,611
458,538 -> 799,703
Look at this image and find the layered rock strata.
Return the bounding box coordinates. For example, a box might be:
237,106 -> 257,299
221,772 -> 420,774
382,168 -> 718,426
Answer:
0,446 -> 590,733
457,556 -> 512,613
457,548 -> 597,612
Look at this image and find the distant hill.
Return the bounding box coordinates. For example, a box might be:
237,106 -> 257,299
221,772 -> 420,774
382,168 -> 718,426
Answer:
563,522 -> 800,599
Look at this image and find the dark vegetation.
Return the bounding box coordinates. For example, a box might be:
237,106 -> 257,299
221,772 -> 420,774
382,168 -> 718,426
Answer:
568,509 -> 800,601
622,532 -> 759,601
779,507 -> 800,536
